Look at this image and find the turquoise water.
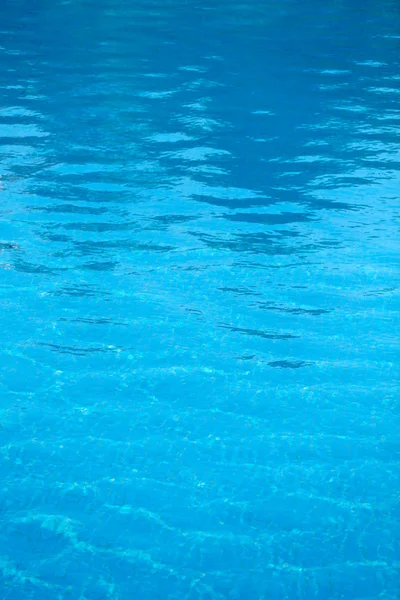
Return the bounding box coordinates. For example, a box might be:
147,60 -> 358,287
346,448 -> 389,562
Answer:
0,0 -> 399,598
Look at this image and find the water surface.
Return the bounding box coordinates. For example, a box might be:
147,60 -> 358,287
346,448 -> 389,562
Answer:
0,0 -> 399,598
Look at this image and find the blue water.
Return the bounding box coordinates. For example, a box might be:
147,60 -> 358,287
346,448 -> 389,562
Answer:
0,0 -> 399,598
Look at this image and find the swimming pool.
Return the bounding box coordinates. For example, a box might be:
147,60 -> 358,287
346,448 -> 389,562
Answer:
0,0 -> 399,598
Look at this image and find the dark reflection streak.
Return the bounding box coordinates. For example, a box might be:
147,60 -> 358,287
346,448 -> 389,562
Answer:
81,261 -> 118,271
192,232 -> 339,255
58,317 -> 130,326
31,204 -> 109,215
232,261 -> 318,269
364,287 -> 396,297
223,212 -> 316,224
36,342 -> 120,356
268,360 -> 311,369
192,195 -> 275,210
218,287 -> 261,297
0,242 -> 19,250
39,234 -> 71,243
219,323 -> 299,340
305,199 -> 363,211
73,241 -> 176,253
62,222 -> 138,232
254,303 -> 332,316
152,215 -> 199,224
49,286 -> 112,298
13,260 -> 64,274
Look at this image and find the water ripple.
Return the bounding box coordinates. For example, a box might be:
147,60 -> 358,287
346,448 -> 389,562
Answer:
0,0 -> 399,598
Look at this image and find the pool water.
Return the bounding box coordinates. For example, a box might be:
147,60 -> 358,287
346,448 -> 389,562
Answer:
0,0 -> 399,598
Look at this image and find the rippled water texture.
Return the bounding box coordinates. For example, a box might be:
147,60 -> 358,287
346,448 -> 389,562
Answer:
1,0 -> 399,598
